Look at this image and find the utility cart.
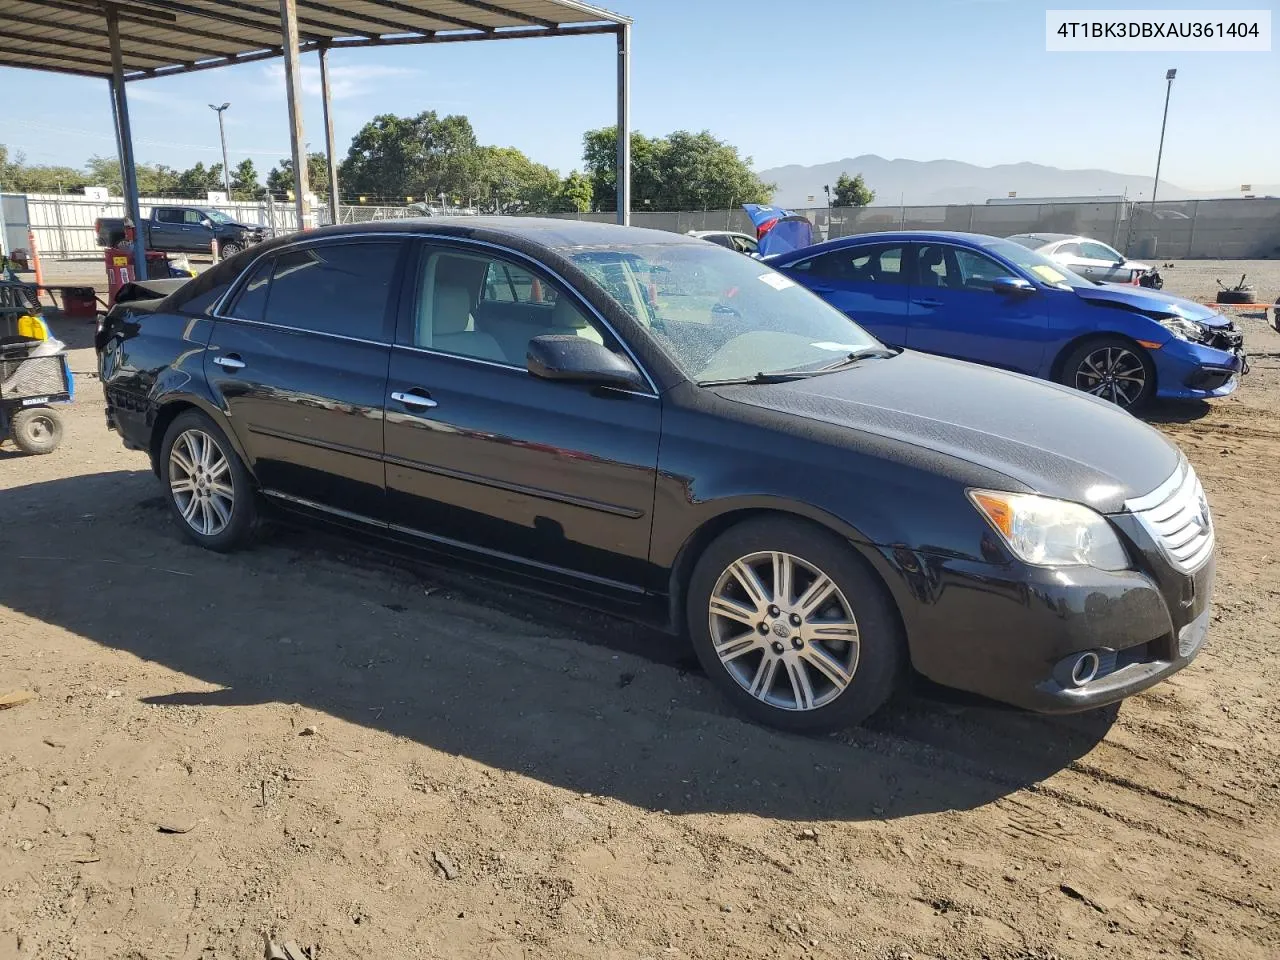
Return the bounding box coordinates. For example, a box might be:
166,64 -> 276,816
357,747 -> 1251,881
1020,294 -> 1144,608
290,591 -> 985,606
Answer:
1,281 -> 73,455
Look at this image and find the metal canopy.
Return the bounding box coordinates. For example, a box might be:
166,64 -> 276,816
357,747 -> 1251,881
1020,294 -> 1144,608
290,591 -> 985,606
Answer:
2,0 -> 629,80
4,0 -> 632,282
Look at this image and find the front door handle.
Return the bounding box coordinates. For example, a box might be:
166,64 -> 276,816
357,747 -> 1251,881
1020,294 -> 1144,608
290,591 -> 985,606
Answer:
911,298 -> 943,308
213,354 -> 245,371
391,390 -> 438,410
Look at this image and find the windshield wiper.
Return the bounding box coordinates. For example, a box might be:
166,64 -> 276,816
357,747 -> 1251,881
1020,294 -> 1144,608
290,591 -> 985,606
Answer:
697,370 -> 818,386
814,346 -> 899,370
697,347 -> 898,387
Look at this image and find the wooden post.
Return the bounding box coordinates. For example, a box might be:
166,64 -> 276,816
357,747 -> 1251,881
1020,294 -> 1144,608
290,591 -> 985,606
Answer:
278,0 -> 312,232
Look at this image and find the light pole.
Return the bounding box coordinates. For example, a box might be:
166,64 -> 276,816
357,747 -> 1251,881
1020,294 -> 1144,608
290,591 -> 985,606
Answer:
1150,69 -> 1176,207
209,102 -> 231,199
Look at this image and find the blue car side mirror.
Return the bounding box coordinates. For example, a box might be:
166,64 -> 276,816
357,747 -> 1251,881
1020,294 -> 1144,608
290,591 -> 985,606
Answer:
993,276 -> 1036,296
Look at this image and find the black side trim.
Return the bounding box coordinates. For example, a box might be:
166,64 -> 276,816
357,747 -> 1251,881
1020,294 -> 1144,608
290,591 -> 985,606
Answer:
383,452 -> 646,519
247,425 -> 384,462
260,489 -> 644,595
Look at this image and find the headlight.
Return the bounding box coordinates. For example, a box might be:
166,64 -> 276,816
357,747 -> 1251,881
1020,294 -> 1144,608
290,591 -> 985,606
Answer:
1158,315 -> 1205,342
968,490 -> 1130,571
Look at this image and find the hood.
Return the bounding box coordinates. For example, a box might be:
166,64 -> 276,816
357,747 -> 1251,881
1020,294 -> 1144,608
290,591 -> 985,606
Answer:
717,351 -> 1179,512
1074,283 -> 1227,326
231,221 -> 267,232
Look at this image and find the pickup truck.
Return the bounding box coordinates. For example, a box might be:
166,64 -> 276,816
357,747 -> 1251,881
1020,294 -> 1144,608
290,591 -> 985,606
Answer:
95,205 -> 268,257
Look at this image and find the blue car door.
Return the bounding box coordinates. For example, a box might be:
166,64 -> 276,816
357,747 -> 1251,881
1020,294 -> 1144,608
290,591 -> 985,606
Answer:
905,242 -> 1050,374
780,241 -> 910,347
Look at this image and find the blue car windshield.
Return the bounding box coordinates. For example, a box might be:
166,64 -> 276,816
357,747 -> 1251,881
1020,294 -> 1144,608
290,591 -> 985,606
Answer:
566,241 -> 882,383
199,208 -> 234,224
982,238 -> 1092,289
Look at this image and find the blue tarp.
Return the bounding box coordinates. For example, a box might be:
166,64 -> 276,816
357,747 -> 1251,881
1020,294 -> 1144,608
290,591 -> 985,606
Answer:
742,204 -> 814,257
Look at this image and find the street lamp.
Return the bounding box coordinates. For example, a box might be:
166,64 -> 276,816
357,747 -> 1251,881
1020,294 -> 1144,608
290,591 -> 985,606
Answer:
208,102 -> 231,199
1150,69 -> 1176,207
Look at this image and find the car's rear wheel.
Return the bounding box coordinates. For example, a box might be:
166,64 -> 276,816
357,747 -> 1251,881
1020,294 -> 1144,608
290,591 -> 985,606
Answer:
1059,337 -> 1155,410
159,410 -> 257,551
686,517 -> 904,732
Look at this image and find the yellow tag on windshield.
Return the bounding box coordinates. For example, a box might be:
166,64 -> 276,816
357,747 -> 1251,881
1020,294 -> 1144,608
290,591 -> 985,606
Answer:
1030,264 -> 1067,284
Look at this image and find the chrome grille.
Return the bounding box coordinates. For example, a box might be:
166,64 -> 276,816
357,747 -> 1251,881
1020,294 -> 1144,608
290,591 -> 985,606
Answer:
1123,461 -> 1214,574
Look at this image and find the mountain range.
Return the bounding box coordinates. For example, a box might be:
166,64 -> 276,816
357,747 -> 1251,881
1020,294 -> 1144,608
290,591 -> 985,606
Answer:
756,155 -> 1277,208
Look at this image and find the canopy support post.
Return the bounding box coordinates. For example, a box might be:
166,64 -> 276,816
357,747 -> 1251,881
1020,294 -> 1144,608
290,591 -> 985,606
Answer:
279,0 -> 312,231
106,6 -> 146,280
616,23 -> 630,226
318,45 -> 341,226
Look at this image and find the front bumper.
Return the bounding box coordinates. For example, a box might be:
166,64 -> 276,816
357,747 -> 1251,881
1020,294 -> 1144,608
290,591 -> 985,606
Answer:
874,542 -> 1213,714
1153,325 -> 1247,400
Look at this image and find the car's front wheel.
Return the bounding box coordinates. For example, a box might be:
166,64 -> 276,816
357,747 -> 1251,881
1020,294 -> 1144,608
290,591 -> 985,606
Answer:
1059,337 -> 1155,410
159,410 -> 257,551
218,240 -> 244,258
686,517 -> 905,732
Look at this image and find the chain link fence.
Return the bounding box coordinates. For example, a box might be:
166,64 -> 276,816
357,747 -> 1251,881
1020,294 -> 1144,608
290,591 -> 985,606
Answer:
10,192 -> 1280,261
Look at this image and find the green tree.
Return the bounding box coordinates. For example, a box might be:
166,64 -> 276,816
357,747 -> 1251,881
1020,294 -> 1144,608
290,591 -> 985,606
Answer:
0,145 -> 90,193
231,158 -> 265,200
171,161 -> 224,198
555,170 -> 593,213
339,112 -> 479,202
266,153 -> 331,201
582,127 -> 772,212
82,155 -> 180,196
472,145 -> 559,214
832,172 -> 875,207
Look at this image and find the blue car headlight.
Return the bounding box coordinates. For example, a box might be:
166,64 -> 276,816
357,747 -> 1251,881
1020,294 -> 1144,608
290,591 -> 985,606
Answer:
1157,315 -> 1206,342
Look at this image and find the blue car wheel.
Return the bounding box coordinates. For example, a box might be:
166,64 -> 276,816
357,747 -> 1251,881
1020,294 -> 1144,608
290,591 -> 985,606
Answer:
1059,337 -> 1155,410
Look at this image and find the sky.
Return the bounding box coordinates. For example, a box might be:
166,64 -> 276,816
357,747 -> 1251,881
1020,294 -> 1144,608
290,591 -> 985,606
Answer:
4,0 -> 1277,193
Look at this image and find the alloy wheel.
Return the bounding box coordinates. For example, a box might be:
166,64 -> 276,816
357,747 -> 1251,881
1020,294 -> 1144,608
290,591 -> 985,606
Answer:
168,428 -> 235,537
1074,346 -> 1147,406
708,551 -> 860,711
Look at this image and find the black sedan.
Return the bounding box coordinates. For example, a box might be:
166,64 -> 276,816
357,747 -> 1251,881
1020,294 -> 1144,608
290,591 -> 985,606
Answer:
95,219 -> 1215,731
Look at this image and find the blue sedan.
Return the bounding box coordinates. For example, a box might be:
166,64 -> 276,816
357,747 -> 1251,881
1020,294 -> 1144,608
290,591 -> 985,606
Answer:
767,231 -> 1246,409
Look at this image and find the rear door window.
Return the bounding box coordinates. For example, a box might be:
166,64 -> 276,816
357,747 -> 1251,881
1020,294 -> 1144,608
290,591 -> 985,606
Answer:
263,242 -> 402,339
220,241 -> 402,339
811,244 -> 907,284
225,258 -> 274,321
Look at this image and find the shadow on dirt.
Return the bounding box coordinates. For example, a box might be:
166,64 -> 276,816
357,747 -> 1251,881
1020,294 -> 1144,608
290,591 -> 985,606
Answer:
0,470 -> 1117,822
1144,398 -> 1213,424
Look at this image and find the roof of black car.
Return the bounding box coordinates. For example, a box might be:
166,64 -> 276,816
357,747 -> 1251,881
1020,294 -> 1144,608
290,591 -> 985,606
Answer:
294,216 -> 701,250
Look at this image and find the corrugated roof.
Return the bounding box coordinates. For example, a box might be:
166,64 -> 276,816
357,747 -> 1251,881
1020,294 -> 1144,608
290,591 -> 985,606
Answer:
3,0 -> 629,81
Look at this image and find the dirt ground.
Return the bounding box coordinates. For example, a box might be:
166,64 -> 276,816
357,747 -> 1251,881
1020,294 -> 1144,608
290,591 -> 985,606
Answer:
2,261 -> 1279,960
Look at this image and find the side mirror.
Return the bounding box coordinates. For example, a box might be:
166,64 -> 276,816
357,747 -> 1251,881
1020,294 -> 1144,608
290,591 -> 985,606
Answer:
992,276 -> 1036,296
527,335 -> 646,391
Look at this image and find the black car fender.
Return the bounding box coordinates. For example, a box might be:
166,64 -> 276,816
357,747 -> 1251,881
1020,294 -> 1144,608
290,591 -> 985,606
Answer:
146,383 -> 254,481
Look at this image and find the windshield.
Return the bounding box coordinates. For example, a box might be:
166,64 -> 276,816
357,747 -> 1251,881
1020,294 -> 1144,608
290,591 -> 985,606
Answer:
200,209 -> 234,224
566,242 -> 882,383
982,238 -> 1092,289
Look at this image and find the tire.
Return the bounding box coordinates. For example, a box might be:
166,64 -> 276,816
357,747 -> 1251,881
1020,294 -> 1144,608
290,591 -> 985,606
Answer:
1058,336 -> 1155,411
218,240 -> 244,258
11,407 -> 63,454
112,238 -> 131,251
1216,289 -> 1256,304
159,409 -> 258,551
685,517 -> 905,732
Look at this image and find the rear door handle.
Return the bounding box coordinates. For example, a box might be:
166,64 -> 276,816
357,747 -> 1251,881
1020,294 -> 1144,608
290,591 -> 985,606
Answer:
911,298 -> 943,308
391,389 -> 438,410
213,354 -> 245,371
